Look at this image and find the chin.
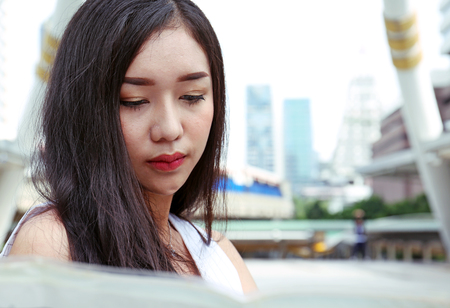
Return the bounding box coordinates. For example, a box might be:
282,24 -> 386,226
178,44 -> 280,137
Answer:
143,185 -> 182,197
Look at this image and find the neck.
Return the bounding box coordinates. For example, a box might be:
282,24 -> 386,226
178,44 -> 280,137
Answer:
144,192 -> 173,233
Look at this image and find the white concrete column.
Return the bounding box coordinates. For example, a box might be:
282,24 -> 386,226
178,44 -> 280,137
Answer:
403,242 -> 413,262
0,147 -> 24,243
18,0 -> 84,154
403,240 -> 422,262
423,240 -> 442,263
383,0 -> 450,261
373,240 -> 385,260
423,242 -> 433,263
387,241 -> 397,260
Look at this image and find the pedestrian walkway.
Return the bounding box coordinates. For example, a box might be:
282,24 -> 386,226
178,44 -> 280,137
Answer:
246,259 -> 450,305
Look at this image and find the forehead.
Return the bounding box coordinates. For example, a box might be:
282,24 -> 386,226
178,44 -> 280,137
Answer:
125,26 -> 210,78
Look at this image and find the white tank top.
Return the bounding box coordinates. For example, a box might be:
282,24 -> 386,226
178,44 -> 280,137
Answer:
1,204 -> 243,295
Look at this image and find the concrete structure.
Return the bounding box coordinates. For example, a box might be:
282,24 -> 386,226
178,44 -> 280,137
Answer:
331,75 -> 381,184
0,0 -> 26,243
372,109 -> 409,159
364,108 -> 424,203
358,71 -> 450,203
0,0 -> 5,136
360,0 -> 450,259
246,259 -> 450,305
0,141 -> 24,243
367,0 -> 450,258
283,98 -> 315,193
18,0 -> 83,153
322,74 -> 381,212
0,0 -> 83,243
299,184 -> 372,213
223,215 -> 445,261
246,85 -> 275,172
2,258 -> 450,307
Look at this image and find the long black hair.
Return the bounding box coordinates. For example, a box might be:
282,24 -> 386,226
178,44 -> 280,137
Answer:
32,0 -> 226,271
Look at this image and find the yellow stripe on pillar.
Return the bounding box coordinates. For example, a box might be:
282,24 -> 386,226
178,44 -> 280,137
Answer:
385,12 -> 421,70
388,32 -> 419,51
36,65 -> 50,83
44,32 -> 60,50
384,13 -> 416,32
392,51 -> 422,70
41,49 -> 56,65
36,31 -> 60,83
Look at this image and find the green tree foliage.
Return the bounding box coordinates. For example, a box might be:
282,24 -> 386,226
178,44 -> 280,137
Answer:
336,195 -> 386,219
293,197 -> 307,219
306,200 -> 331,219
293,193 -> 431,220
293,198 -> 331,219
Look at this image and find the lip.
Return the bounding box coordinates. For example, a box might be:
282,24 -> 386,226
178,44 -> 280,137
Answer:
147,152 -> 186,172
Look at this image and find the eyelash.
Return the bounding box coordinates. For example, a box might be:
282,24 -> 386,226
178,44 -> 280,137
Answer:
181,95 -> 205,105
120,100 -> 148,110
120,95 -> 205,110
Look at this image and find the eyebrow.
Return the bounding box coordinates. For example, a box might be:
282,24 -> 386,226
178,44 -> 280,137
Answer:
123,77 -> 155,86
123,71 -> 209,86
177,71 -> 209,82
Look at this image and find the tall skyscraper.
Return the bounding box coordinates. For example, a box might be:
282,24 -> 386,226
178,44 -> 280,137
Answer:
246,85 -> 274,172
284,98 -> 314,192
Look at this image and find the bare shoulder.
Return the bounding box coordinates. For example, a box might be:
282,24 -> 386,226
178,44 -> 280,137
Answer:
211,230 -> 258,294
9,209 -> 70,261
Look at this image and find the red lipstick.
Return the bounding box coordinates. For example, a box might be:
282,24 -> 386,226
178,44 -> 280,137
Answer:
148,152 -> 185,171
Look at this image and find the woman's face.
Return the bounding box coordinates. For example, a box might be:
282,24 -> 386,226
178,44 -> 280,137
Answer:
119,26 -> 214,198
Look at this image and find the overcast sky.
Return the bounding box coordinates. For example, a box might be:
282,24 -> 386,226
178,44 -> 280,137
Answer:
1,0 -> 448,174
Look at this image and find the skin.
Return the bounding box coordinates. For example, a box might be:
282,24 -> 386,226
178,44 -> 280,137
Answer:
119,26 -> 214,228
8,210 -> 70,261
9,26 -> 257,294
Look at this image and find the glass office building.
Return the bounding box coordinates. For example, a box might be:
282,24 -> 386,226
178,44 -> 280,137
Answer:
246,85 -> 274,172
284,98 -> 314,190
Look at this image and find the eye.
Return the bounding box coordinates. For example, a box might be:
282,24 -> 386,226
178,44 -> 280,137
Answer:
180,95 -> 205,105
120,99 -> 148,110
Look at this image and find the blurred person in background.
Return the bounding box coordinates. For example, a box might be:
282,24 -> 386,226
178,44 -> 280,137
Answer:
0,0 -> 256,295
352,209 -> 367,259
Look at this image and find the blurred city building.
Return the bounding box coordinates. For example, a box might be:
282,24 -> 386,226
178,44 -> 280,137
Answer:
225,214 -> 445,261
0,0 -> 27,243
441,0 -> 450,61
331,75 -> 382,184
361,108 -> 423,203
246,85 -> 274,172
0,0 -> 83,243
359,0 -> 450,257
298,75 -> 380,212
0,0 -> 7,139
283,98 -> 317,194
10,165 -> 296,228
359,1 -> 450,204
224,166 -> 294,219
360,73 -> 450,205
0,140 -> 24,244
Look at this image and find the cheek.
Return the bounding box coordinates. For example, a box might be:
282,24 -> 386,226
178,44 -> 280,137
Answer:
187,103 -> 214,157
198,103 -> 214,141
119,111 -> 143,157
120,119 -> 133,149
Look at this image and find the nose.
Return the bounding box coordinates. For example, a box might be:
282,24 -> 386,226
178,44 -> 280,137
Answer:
150,99 -> 183,142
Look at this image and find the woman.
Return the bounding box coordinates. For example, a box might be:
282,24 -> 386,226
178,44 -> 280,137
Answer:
1,0 -> 257,294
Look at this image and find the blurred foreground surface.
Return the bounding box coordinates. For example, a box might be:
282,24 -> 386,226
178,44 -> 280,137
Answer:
246,259 -> 450,305
1,257 -> 450,307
